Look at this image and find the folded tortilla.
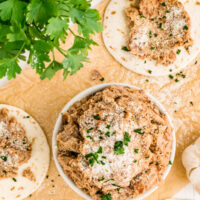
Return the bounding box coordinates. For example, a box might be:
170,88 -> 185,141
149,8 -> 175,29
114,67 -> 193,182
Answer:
103,0 -> 200,76
0,105 -> 50,200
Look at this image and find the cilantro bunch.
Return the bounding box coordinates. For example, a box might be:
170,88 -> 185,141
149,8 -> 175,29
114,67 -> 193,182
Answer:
0,0 -> 103,80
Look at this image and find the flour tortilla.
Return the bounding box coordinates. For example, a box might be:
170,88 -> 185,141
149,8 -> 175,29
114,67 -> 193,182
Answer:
0,105 -> 50,200
103,0 -> 200,76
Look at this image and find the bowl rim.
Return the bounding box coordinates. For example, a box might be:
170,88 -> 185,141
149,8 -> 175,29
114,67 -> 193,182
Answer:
52,83 -> 176,200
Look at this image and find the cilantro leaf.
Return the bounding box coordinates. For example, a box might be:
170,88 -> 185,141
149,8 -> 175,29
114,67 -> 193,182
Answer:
0,58 -> 21,80
63,53 -> 88,76
0,0 -> 103,80
0,0 -> 27,23
114,141 -> 124,155
29,40 -> 52,74
40,61 -> 63,80
27,0 -> 57,25
134,128 -> 144,135
101,193 -> 112,200
124,132 -> 131,146
46,17 -> 69,43
70,7 -> 103,38
7,23 -> 27,42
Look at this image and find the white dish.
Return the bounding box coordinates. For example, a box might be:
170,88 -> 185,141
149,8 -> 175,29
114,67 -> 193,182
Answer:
52,83 -> 176,200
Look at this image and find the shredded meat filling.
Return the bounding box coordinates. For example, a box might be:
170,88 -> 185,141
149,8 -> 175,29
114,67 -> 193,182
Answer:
125,0 -> 193,66
0,108 -> 31,179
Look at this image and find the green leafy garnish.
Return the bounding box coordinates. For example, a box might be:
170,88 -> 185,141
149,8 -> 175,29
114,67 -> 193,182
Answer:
123,132 -> 131,146
87,127 -> 94,133
12,177 -> 17,182
121,46 -> 130,52
134,128 -> 144,135
176,49 -> 181,55
85,146 -> 103,166
114,141 -> 124,155
134,149 -> 139,154
0,0 -> 103,80
101,193 -> 111,200
105,132 -> 110,137
1,156 -> 7,161
93,114 -> 101,120
99,77 -> 105,81
98,176 -> 105,182
161,2 -> 166,6
97,146 -> 103,154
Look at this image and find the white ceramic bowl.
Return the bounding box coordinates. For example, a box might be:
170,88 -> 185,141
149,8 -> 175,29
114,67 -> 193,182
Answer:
52,83 -> 176,200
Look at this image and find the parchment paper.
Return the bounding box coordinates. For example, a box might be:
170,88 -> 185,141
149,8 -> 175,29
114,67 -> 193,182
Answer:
0,1 -> 200,199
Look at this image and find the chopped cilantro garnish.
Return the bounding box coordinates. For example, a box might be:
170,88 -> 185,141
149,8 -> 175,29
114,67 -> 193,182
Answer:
121,46 -> 130,51
134,160 -> 137,163
145,79 -> 149,82
166,10 -> 170,13
123,132 -> 131,146
24,116 -> 30,118
134,149 -> 139,154
85,146 -> 102,166
89,158 -> 95,166
3,170 -> 7,174
93,114 -> 101,120
101,193 -> 111,200
190,101 -> 193,106
105,132 -> 110,137
100,161 -> 105,165
102,156 -> 107,159
169,74 -> 174,79
154,33 -> 158,37
140,15 -> 146,18
98,176 -> 105,182
134,128 -> 144,134
114,141 -> 124,155
159,23 -> 163,29
176,49 -> 181,55
151,18 -> 155,21
100,77 -> 105,82
87,127 -> 94,133
149,31 -> 152,38
86,135 -> 93,140
169,160 -> 172,165
145,155 -> 150,159
151,47 -> 155,50
106,124 -> 111,129
1,156 -> 7,161
12,178 -> 17,182
175,79 -> 179,82
148,70 -> 152,74
183,25 -> 189,30
99,136 -> 104,140
97,146 -> 103,154
161,2 -> 166,6
195,61 -> 198,65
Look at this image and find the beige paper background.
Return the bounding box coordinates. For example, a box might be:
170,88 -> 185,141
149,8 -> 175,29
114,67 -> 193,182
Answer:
0,1 -> 200,199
